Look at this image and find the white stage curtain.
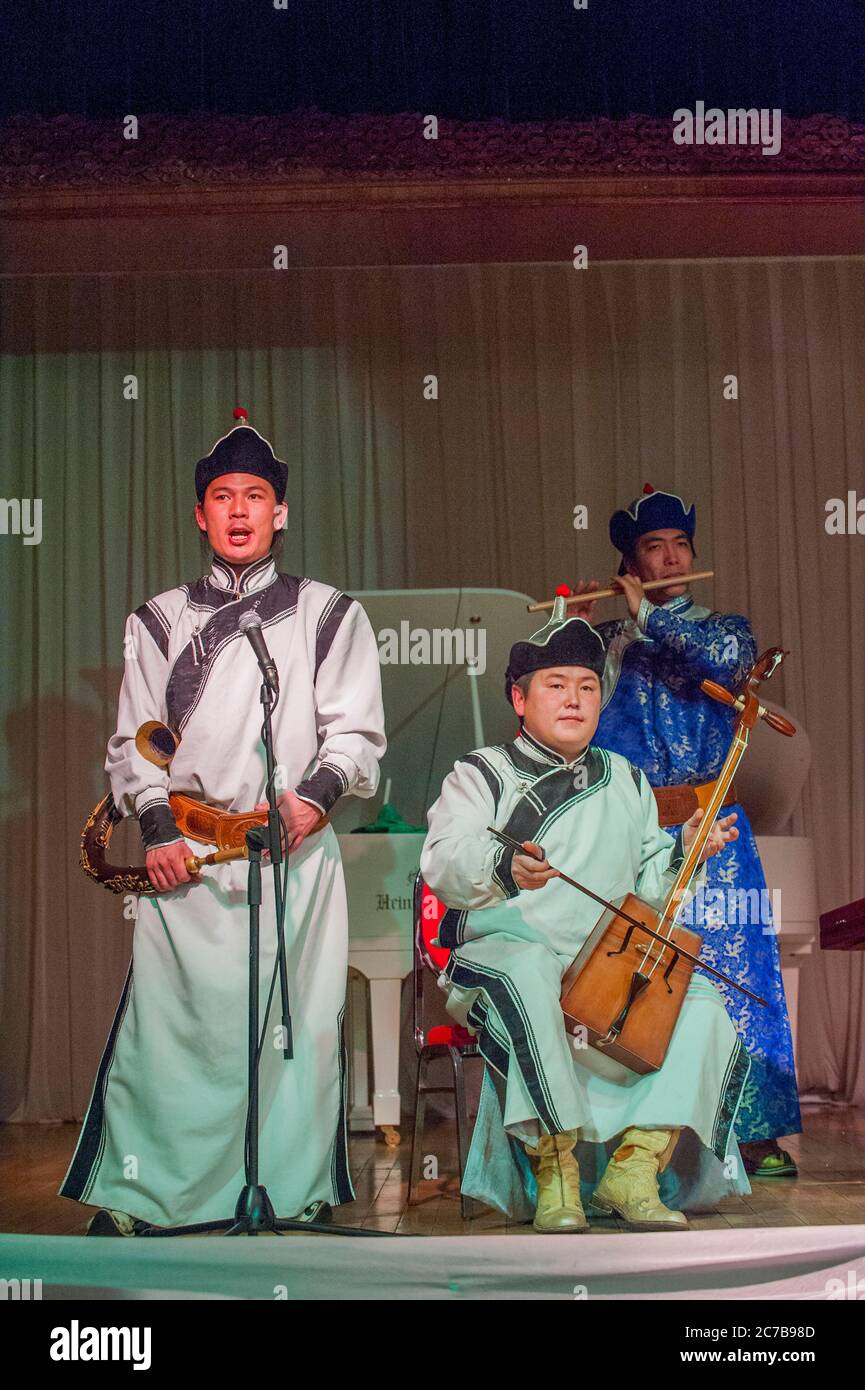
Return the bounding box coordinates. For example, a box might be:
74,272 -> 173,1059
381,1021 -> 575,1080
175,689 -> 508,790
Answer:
1,257 -> 863,1121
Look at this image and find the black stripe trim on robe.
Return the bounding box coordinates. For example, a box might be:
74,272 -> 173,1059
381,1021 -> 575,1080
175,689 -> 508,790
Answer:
438,751 -> 610,940
210,554 -> 236,590
295,763 -> 346,816
495,742 -> 548,779
467,1000 -> 511,1079
518,727 -> 567,765
459,753 -> 503,812
180,588 -> 219,615
491,842 -> 519,899
668,826 -> 686,873
207,554 -> 275,595
133,601 -> 170,660
314,592 -> 354,680
184,563 -> 287,612
490,747 -> 610,890
166,574 -> 305,733
331,1004 -> 355,1204
320,760 -> 350,795
444,954 -> 564,1134
58,963 -> 134,1202
437,908 -> 468,950
138,801 -> 183,850
710,1035 -> 751,1162
237,555 -> 276,592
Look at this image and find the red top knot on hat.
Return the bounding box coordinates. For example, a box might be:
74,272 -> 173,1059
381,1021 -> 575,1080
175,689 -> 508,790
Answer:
642,482 -> 654,494
233,406 -> 249,422
555,583 -> 572,597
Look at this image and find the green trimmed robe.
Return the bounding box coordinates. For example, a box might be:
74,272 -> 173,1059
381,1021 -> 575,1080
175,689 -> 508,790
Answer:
420,728 -> 752,1219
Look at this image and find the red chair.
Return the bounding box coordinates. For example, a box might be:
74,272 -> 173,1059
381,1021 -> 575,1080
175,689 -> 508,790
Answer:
408,871 -> 483,1219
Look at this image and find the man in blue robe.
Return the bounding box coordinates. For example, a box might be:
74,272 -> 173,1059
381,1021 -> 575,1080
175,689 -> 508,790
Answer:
582,485 -> 800,1178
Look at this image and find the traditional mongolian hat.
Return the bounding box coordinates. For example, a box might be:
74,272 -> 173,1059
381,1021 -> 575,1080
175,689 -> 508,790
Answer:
505,596 -> 606,705
195,407 -> 288,503
609,483 -> 696,574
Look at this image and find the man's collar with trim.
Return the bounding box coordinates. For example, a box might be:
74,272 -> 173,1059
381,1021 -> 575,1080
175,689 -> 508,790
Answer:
516,726 -> 592,769
661,593 -> 695,614
209,552 -> 277,595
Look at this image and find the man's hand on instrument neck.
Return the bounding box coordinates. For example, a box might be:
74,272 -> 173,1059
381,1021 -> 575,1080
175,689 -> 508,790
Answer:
682,808 -> 739,863
146,840 -> 198,892
255,789 -> 323,852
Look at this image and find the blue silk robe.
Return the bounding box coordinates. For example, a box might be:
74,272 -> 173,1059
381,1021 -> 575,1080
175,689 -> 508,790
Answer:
595,593 -> 801,1143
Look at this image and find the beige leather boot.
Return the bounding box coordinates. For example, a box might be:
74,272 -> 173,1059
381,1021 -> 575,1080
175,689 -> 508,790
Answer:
591,1127 -> 688,1230
525,1130 -> 588,1233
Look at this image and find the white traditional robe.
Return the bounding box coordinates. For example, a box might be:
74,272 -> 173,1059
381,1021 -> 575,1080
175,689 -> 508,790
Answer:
420,728 -> 752,1219
60,553 -> 386,1227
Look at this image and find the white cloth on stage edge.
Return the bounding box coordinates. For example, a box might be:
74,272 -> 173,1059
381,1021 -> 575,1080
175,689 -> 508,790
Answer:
420,728 -> 752,1219
60,553 -> 386,1226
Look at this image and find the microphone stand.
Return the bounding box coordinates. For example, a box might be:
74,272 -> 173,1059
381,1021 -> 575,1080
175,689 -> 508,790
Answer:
224,675 -> 293,1234
138,673 -> 396,1238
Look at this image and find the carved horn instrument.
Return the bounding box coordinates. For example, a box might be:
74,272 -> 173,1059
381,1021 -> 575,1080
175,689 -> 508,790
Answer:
79,722 -> 252,895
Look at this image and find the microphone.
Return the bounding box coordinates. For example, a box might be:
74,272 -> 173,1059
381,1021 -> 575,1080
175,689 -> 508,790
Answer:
238,611 -> 279,694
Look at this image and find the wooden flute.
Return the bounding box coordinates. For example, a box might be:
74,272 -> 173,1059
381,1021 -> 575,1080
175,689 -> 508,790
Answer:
527,570 -> 714,613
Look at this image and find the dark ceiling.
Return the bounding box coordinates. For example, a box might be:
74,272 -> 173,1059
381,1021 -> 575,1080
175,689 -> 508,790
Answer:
3,1 -> 863,122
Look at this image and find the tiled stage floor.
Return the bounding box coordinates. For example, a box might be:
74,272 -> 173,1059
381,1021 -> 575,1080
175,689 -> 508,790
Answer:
2,1102 -> 863,1237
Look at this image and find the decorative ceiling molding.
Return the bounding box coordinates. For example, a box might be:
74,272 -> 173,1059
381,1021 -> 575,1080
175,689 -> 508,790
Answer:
5,110 -> 863,275
2,109 -> 864,198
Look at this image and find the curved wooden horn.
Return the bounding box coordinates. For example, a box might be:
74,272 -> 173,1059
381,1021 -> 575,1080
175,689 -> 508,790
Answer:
80,792 -> 158,896
80,721 -> 180,895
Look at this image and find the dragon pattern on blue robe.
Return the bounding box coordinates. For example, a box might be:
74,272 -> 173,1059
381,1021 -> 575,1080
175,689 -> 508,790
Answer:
595,593 -> 801,1143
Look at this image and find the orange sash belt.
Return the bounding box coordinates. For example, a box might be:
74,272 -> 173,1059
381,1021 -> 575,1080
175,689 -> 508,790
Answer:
168,792 -> 330,849
168,793 -> 268,850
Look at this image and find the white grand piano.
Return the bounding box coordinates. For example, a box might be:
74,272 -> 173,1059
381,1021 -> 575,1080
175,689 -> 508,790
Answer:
342,833 -> 420,1145
338,588 -> 541,1144
740,694 -> 817,1064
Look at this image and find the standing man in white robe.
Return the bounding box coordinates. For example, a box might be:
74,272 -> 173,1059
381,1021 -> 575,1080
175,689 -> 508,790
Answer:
61,409 -> 386,1234
420,600 -> 749,1232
